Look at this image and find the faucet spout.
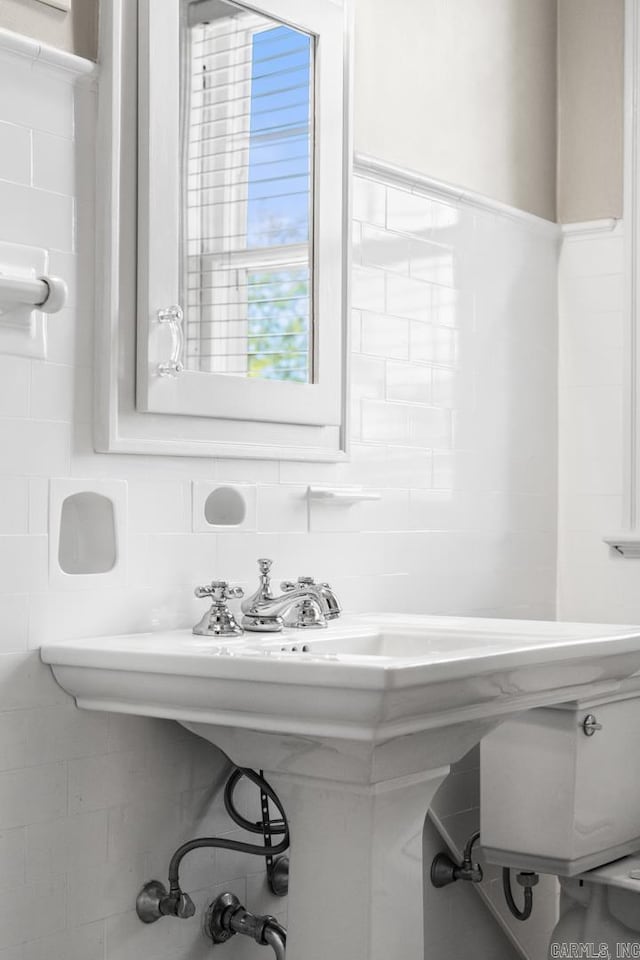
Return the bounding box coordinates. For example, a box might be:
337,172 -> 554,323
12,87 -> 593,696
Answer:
241,560 -> 340,633
241,559 -> 285,633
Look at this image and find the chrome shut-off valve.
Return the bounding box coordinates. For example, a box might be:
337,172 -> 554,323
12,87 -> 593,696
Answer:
431,831 -> 483,888
193,580 -> 244,637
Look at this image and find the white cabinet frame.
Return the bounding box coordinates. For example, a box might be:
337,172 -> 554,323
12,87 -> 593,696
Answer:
94,0 -> 352,460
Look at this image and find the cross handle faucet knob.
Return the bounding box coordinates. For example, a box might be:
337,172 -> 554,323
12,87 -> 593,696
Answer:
195,581 -> 244,604
281,576 -> 316,591
193,581 -> 244,637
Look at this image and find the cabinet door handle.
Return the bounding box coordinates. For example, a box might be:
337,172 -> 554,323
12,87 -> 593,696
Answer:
156,305 -> 184,378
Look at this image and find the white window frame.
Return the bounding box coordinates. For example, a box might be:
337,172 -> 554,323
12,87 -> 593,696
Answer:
94,0 -> 351,460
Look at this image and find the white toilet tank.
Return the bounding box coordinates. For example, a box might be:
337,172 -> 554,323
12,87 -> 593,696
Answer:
480,694 -> 640,875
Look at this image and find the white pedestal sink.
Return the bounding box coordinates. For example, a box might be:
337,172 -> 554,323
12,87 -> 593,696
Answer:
41,613 -> 640,960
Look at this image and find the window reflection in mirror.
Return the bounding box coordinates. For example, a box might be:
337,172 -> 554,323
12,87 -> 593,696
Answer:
182,0 -> 315,383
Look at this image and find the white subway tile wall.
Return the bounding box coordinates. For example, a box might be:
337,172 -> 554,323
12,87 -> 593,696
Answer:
0,50 -> 558,959
557,224 -> 630,621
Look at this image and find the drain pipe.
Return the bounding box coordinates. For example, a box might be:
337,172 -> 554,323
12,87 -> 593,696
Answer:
262,922 -> 287,960
206,892 -> 287,958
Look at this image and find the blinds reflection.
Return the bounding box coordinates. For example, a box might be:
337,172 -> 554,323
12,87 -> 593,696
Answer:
183,5 -> 314,383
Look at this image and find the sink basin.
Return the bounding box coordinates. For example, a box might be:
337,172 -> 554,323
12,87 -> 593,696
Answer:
241,613 -> 634,660
41,613 -> 640,960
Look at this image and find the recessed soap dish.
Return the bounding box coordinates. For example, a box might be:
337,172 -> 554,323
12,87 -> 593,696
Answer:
49,479 -> 127,588
58,492 -> 117,574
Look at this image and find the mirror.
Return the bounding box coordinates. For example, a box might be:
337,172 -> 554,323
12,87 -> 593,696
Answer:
182,0 -> 315,384
99,0 -> 347,459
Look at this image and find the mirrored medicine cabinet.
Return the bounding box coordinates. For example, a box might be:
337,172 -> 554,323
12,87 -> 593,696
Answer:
94,0 -> 351,460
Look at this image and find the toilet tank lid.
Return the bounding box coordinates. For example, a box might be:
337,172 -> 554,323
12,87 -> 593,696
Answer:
581,854 -> 640,891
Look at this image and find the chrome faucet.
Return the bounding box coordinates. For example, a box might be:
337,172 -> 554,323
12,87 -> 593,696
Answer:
241,558 -> 341,633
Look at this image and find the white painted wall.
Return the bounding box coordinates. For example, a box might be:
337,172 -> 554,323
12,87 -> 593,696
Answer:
0,0 -> 99,60
353,0 -> 558,221
0,41 -> 558,960
354,0 -> 626,225
557,0 -> 624,223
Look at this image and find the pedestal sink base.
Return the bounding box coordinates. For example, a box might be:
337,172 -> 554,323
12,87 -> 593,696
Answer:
269,767 -> 448,960
182,717 -> 503,960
